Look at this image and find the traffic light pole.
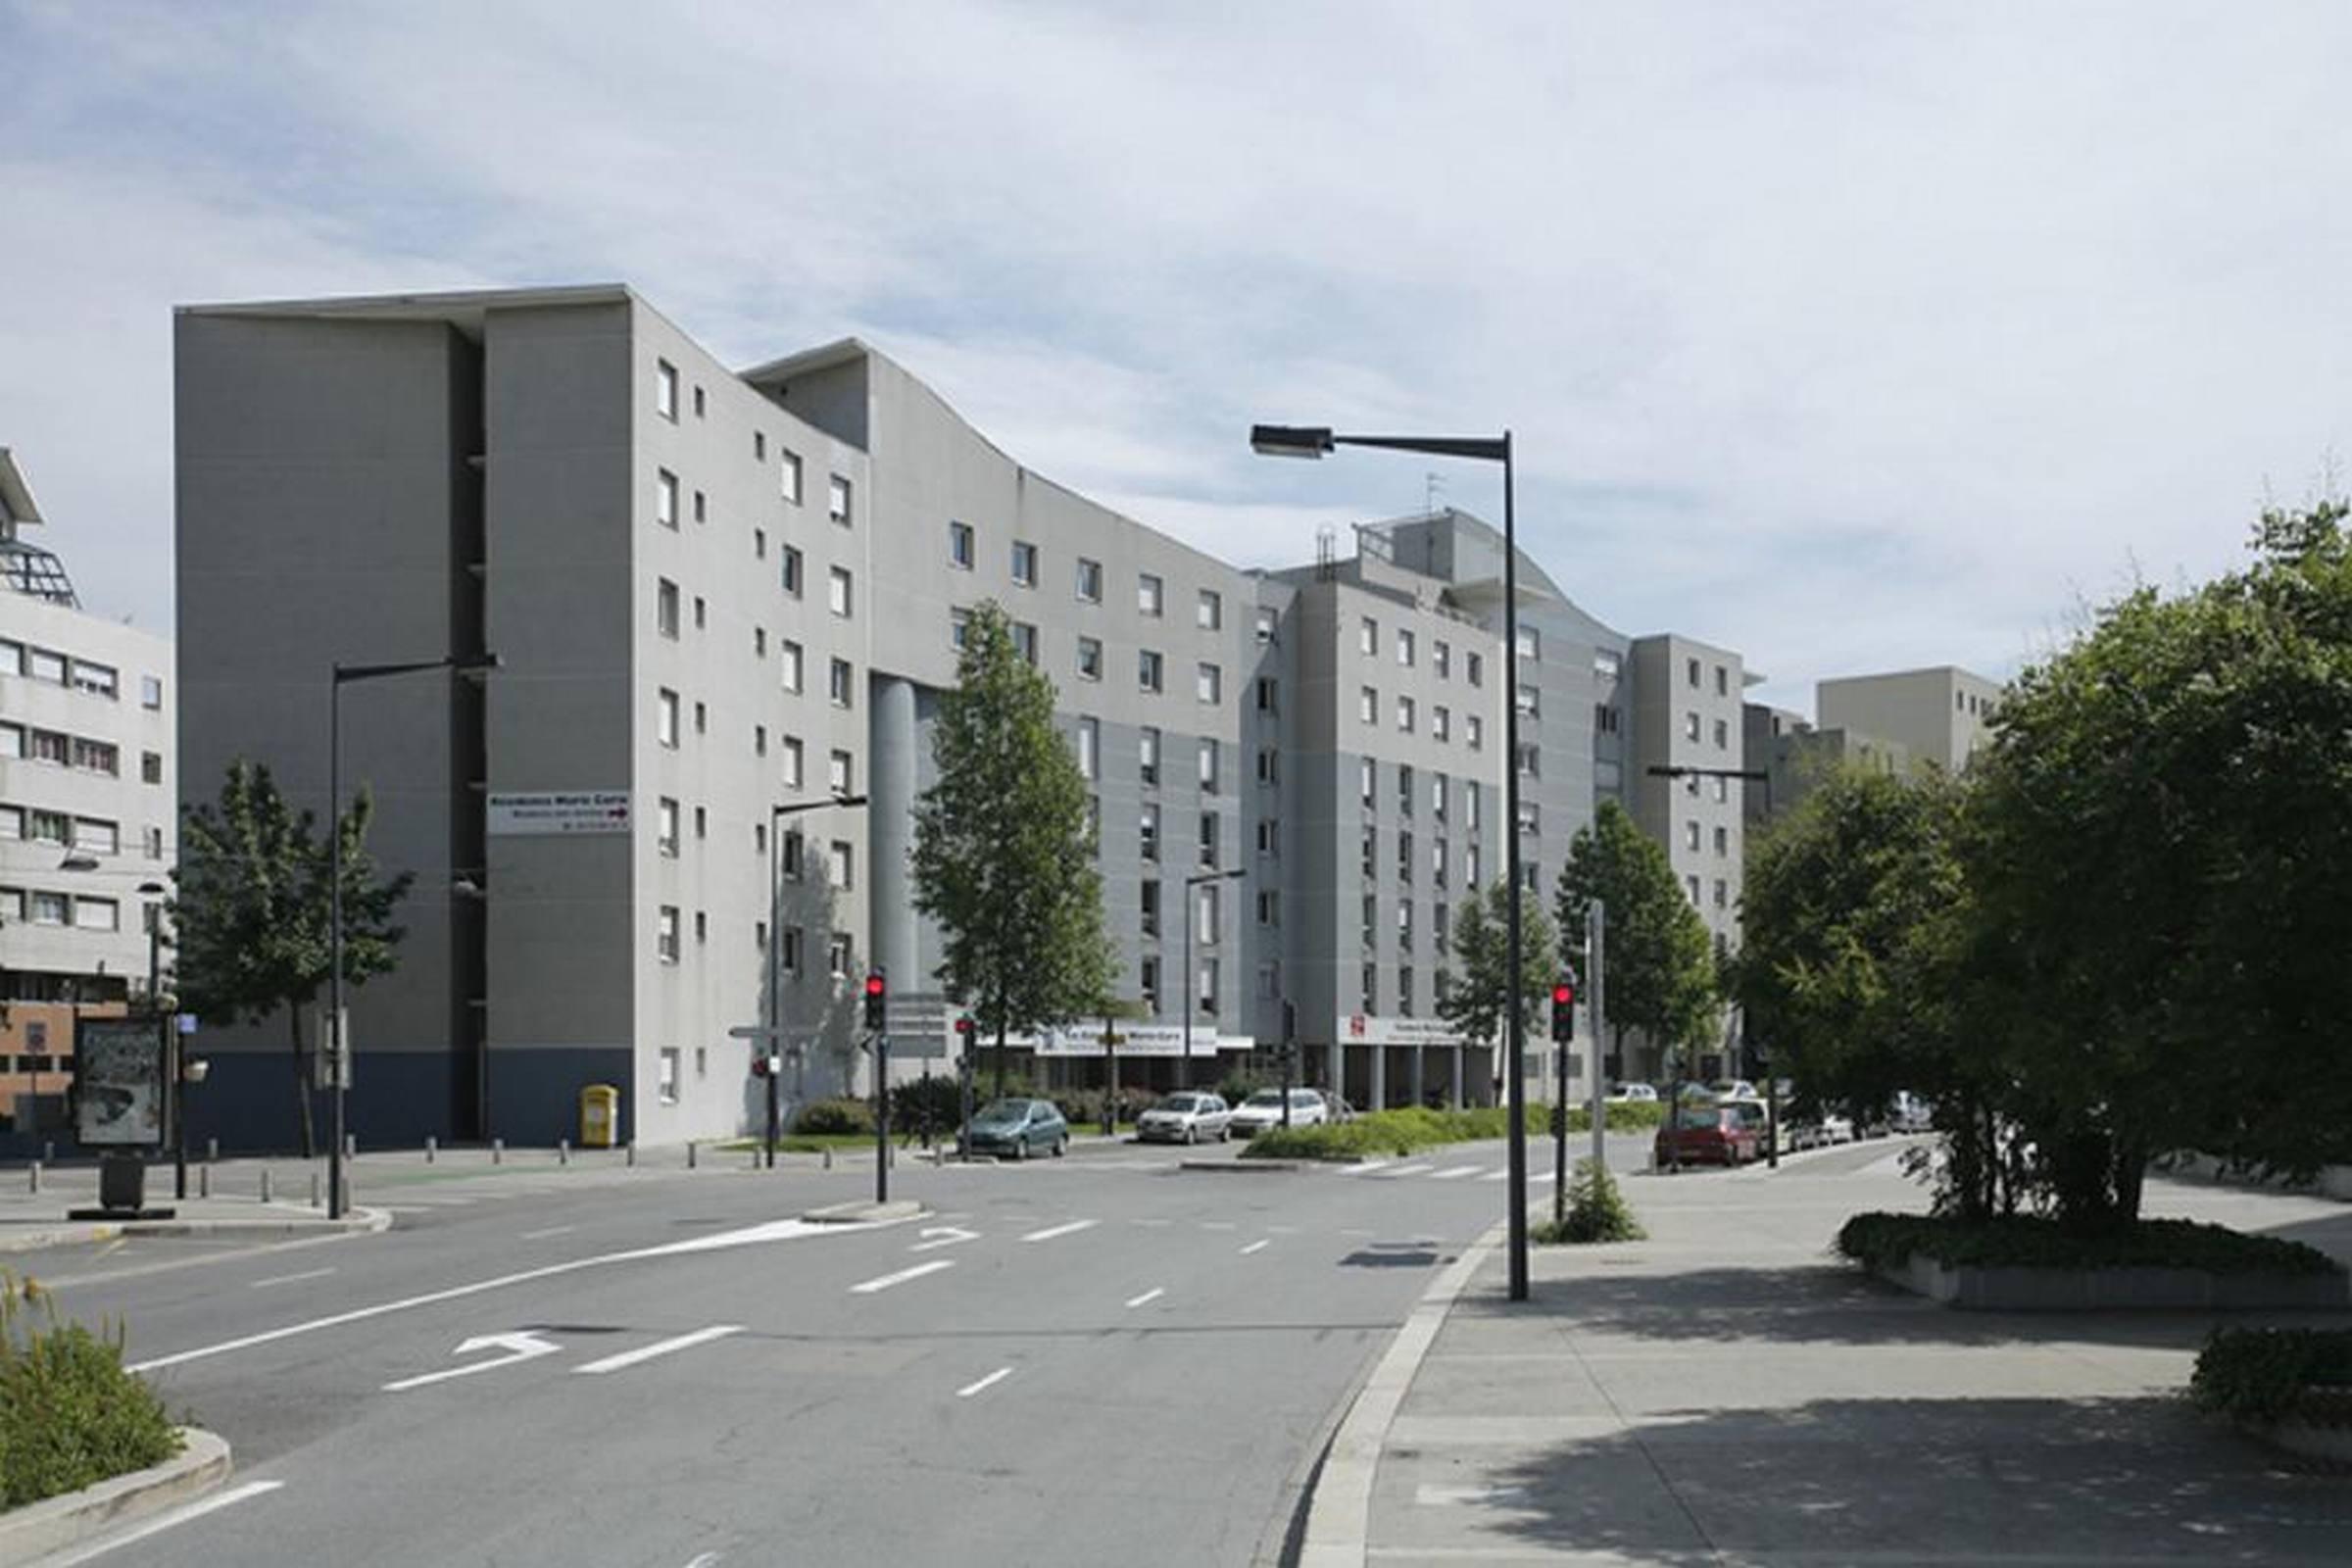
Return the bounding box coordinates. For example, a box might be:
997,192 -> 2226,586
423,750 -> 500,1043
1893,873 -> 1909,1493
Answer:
874,1028 -> 892,1202
1589,901 -> 1608,1173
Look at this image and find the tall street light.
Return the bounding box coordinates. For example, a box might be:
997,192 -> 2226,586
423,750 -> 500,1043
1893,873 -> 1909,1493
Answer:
1182,866 -> 1247,1090
764,794 -> 867,1167
329,653 -> 499,1220
1250,423 -> 1533,1300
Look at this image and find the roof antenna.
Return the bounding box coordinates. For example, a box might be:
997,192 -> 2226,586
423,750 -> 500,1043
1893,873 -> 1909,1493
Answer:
1424,470 -> 1446,515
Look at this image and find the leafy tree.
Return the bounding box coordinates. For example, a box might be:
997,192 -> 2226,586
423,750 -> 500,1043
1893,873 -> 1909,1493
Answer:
1440,879 -> 1557,1091
911,603 -> 1116,1101
1552,800 -> 1720,1095
172,761 -> 412,1156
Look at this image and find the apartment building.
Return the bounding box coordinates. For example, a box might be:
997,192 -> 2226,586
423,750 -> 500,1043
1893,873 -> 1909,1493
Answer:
174,285 -> 1749,1146
0,450 -> 175,1142
1817,664 -> 2002,774
1741,703 -> 1913,824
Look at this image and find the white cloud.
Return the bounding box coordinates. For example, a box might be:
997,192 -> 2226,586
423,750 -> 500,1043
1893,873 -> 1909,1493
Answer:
2,0 -> 2347,709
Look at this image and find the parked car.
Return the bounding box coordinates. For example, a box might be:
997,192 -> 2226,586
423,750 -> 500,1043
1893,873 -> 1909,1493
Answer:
1709,1079 -> 1760,1102
1816,1110 -> 1856,1145
1135,1092 -> 1231,1145
1890,1091 -> 1934,1134
1606,1082 -> 1659,1103
963,1098 -> 1069,1159
1654,1102 -> 1763,1166
1229,1088 -> 1329,1137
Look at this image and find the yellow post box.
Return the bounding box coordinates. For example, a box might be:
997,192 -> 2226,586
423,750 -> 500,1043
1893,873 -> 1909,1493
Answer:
579,1083 -> 620,1149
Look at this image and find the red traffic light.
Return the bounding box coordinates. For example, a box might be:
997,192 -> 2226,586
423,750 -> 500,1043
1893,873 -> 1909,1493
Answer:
955,1015 -> 976,1038
1551,982 -> 1575,1005
863,972 -> 886,998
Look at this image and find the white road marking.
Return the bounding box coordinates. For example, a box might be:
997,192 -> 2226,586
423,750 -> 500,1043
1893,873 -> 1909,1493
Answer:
1125,1287 -> 1166,1307
1128,1217 -> 1173,1227
1479,1168 -> 1511,1181
573,1324 -> 743,1375
1415,1483 -> 1529,1506
249,1267 -> 335,1289
1385,1163 -> 1436,1177
41,1479 -> 284,1565
1341,1159 -> 1396,1176
850,1259 -> 956,1294
1431,1165 -> 1482,1181
1239,1239 -> 1270,1255
1019,1219 -> 1098,1242
520,1225 -> 577,1240
909,1225 -> 981,1252
956,1366 -> 1014,1398
383,1331 -> 561,1392
1198,1220 -> 1239,1231
683,1554 -> 722,1568
128,1215 -> 890,1374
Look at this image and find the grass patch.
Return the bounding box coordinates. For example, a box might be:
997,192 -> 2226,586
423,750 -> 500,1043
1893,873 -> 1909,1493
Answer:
2191,1328 -> 2352,1425
1835,1212 -> 2340,1277
1242,1102 -> 1661,1162
2,1271 -> 182,1511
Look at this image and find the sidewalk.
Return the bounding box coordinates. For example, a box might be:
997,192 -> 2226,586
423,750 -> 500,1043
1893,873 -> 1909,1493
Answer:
1344,1148 -> 2352,1566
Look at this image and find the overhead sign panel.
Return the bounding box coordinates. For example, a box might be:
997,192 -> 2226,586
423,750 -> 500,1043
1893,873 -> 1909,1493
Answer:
487,791 -> 632,836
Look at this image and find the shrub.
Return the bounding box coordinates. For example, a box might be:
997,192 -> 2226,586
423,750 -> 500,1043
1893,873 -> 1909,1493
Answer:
1537,1158 -> 1646,1245
1835,1212 -> 2340,1276
1,1272 -> 182,1509
1216,1072 -> 1268,1107
794,1097 -> 876,1136
889,1075 -> 963,1138
2190,1328 -> 2352,1425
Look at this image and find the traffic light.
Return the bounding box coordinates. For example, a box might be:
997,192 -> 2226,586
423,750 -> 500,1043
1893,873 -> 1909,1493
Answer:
1550,978 -> 1577,1044
862,969 -> 887,1030
955,1014 -> 976,1048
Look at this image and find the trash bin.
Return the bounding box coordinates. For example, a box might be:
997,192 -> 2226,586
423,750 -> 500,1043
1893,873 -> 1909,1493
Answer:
579,1083 -> 620,1149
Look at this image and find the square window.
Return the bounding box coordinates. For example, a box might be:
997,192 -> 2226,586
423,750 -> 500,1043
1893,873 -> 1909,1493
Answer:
1077,558 -> 1102,603
829,565 -> 853,618
141,751 -> 164,785
140,675 -> 166,710
1138,573 -> 1163,616
829,659 -> 855,708
829,474 -> 853,526
950,521 -> 975,568
1076,636 -> 1102,681
1197,589 -> 1221,630
656,469 -> 679,528
780,450 -> 803,505
1011,540 -> 1038,587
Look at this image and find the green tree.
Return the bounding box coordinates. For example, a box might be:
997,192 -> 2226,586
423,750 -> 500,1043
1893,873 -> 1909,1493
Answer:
1440,879 -> 1557,1087
1552,800 -> 1720,1094
1969,498 -> 2352,1225
911,603 -> 1116,1099
172,761 -> 412,1156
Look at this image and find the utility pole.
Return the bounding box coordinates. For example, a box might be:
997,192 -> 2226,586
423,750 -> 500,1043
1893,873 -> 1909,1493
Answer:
1589,901 -> 1607,1173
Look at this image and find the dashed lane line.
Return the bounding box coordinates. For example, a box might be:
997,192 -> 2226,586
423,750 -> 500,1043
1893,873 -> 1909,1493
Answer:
1430,1165 -> 1482,1181
849,1259 -> 956,1294
1019,1219 -> 1099,1243
1239,1240 -> 1270,1255
1125,1287 -> 1166,1307
573,1324 -> 743,1375
956,1366 -> 1014,1398
249,1267 -> 336,1289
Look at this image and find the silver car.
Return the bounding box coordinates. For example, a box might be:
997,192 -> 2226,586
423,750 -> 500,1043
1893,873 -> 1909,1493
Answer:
1135,1092 -> 1232,1145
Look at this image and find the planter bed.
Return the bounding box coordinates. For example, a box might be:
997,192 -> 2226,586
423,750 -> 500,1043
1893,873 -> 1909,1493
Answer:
2192,1330 -> 2352,1463
1840,1212 -> 2349,1312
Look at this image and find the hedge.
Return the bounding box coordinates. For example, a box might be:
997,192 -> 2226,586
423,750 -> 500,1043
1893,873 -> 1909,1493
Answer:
2190,1328 -> 2352,1425
2,1272 -> 182,1510
1835,1212 -> 2339,1277
1243,1101 -> 1662,1161
793,1097 -> 876,1136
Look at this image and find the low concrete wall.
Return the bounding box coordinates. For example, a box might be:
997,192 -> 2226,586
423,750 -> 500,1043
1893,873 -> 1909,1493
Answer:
0,1427 -> 229,1566
1883,1253 -> 2350,1311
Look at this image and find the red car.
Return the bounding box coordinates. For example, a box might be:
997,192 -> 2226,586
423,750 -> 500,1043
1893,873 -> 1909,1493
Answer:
1654,1102 -> 1763,1166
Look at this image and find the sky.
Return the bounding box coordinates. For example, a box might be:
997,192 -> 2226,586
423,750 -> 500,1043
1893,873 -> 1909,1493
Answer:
2,0 -> 2346,714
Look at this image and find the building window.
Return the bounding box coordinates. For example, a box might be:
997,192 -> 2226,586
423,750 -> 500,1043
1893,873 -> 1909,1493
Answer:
1197,811 -> 1219,869
1686,819 -> 1701,851
1713,879 -> 1729,908
1396,695 -> 1415,733
754,528 -> 767,561
828,933 -> 853,978
1517,801 -> 1540,835
1466,652 -> 1484,687
1254,606 -> 1276,644
1255,746 -> 1280,785
1398,762 -> 1414,814
777,546 -> 802,599
141,751 -> 164,785
1398,829 -> 1414,883
657,689 -> 679,749
1359,759 -> 1376,807
694,596 -> 706,629
1716,664 -> 1729,696
1197,957 -> 1220,1016
658,906 -> 680,962
780,450 -> 803,506
1361,964 -> 1378,1014
1466,715 -> 1484,751
782,736 -> 805,791
1255,677 -> 1277,713
1466,844 -> 1480,887
1197,589 -> 1221,630
1517,743 -> 1540,778
781,642 -> 804,693
1138,573 -> 1163,616
782,831 -> 806,879
656,469 -> 679,528
1594,649 -> 1622,679
1140,727 -> 1160,786
1140,956 -> 1160,1010
1516,626 -> 1539,661
829,659 -> 855,708
1713,716 -> 1729,750
1197,662 -> 1221,705
1010,622 -> 1038,664
829,566 -> 854,618
659,1048 -> 680,1104
1596,704 -> 1619,734
1255,818 -> 1279,858
755,431 -> 767,462
695,909 -> 708,945
1686,874 -> 1701,905
1198,738 -> 1219,792
1465,787 -> 1482,830
1257,889 -> 1279,927
654,577 -> 680,639
1433,839 -> 1448,887
1139,650 -> 1163,693
1076,558 -> 1102,603
1359,686 -> 1378,724
1011,540 -> 1038,587
830,749 -> 854,797
144,824 -> 164,858
1516,685 -> 1539,718
73,738 -> 118,775
658,798 -> 680,857
755,725 -> 767,757
1141,804 -> 1160,861
1433,640 -> 1450,679
950,520 -> 975,569
1685,710 -> 1701,742
1077,718 -> 1099,781
1141,879 -> 1161,938
656,360 -> 678,420
829,840 -> 855,889
951,608 -> 971,651
829,474 -> 853,526
1714,824 -> 1729,857
1713,775 -> 1730,804
1360,829 -> 1377,879
693,489 -> 707,524
1432,706 -> 1450,742
692,384 -> 705,419
1397,628 -> 1415,666
1688,657 -> 1701,688
1076,636 -> 1102,681
1195,882 -> 1221,945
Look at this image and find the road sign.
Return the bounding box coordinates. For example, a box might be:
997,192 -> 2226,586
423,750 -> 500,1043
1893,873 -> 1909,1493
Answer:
728,1024 -> 791,1041
486,790 -> 631,836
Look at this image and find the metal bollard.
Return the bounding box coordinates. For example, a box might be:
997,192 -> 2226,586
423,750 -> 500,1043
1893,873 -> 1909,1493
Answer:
492,1138 -> 504,1166
559,1138 -> 569,1166
260,1167 -> 273,1204
425,1136 -> 437,1164
207,1137 -> 220,1164
199,1163 -> 212,1200
345,1133 -> 358,1159
42,1141 -> 54,1163
27,1161 -> 39,1196
625,1142 -> 636,1168
823,1148 -> 833,1171
310,1169 -> 321,1208
686,1141 -> 698,1170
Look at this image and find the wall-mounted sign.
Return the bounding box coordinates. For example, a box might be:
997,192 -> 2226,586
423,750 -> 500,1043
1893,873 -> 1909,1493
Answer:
487,791 -> 632,836
73,1018 -> 164,1148
1338,1014 -> 1471,1048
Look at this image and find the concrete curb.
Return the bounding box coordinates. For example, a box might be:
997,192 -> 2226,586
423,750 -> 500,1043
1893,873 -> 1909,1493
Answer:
0,1427 -> 230,1567
1297,1219 -> 1506,1568
801,1199 -> 925,1225
1,1205 -> 389,1252
1179,1158 -> 1299,1173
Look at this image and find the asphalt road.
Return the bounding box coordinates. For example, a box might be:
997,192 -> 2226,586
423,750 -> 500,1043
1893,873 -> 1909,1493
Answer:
23,1133 -> 1659,1567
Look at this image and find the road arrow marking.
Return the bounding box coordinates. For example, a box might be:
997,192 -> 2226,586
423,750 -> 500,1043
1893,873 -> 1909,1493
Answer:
909,1225 -> 981,1252
574,1324 -> 743,1375
384,1331 -> 561,1392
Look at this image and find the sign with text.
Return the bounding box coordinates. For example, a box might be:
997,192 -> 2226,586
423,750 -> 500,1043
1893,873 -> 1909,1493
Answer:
1030,1025 -> 1245,1058
1338,1014 -> 1472,1048
73,1017 -> 164,1148
487,791 -> 632,837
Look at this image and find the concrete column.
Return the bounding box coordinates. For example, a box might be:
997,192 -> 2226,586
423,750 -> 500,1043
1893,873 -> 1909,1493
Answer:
1328,1038 -> 1343,1101
870,676 -> 920,1072
1409,1046 -> 1425,1108
1450,1045 -> 1464,1108
1370,1042 -> 1387,1110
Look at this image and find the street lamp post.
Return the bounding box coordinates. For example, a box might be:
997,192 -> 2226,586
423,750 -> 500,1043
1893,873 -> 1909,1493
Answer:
329,654 -> 498,1220
1181,866 -> 1247,1091
764,795 -> 867,1168
1250,423 -> 1534,1302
